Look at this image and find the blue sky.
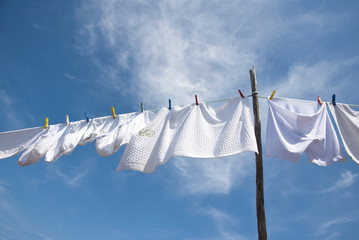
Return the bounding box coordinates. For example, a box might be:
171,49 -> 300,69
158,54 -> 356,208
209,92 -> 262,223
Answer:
1,0 -> 359,239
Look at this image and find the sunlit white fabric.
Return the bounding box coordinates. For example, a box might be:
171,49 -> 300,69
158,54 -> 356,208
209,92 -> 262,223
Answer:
117,97 -> 258,173
0,127 -> 44,159
95,111 -> 155,157
266,97 -> 346,166
328,102 -> 359,165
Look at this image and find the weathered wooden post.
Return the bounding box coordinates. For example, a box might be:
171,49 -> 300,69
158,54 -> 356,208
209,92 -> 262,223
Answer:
249,65 -> 267,240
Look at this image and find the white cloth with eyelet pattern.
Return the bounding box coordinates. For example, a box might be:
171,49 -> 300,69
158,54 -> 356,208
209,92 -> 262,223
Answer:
117,97 -> 258,173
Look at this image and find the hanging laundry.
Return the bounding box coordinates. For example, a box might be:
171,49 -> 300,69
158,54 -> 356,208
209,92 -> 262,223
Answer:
17,115 -> 122,166
328,103 -> 359,165
95,111 -> 155,157
265,97 -> 346,165
0,126 -> 45,159
117,97 -> 258,173
18,123 -> 69,166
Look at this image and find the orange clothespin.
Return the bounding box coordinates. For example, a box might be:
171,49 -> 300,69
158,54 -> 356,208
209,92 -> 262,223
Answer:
238,90 -> 245,98
44,117 -> 49,129
111,106 -> 116,119
269,90 -> 276,101
317,96 -> 323,105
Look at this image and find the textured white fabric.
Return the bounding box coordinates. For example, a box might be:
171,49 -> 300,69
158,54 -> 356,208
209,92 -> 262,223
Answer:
266,97 -> 346,165
0,127 -> 44,159
328,103 -> 359,165
95,111 -> 155,157
18,124 -> 68,166
18,116 -> 114,166
16,111 -> 155,166
117,97 -> 258,173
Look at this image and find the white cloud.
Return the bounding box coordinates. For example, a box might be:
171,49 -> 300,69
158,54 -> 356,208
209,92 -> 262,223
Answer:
75,0 -> 358,110
0,179 -> 53,240
198,206 -> 248,240
314,217 -> 353,236
171,152 -> 254,195
75,0 -> 291,107
64,72 -> 76,81
320,170 -> 359,193
265,59 -> 358,101
45,163 -> 89,188
0,89 -> 24,129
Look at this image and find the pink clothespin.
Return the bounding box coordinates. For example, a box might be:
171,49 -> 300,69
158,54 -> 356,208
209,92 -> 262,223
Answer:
317,96 -> 323,105
195,95 -> 199,105
238,90 -> 245,98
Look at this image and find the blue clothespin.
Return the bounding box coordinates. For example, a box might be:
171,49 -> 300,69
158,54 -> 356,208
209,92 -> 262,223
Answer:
141,102 -> 144,112
84,112 -> 89,123
332,94 -> 336,106
168,99 -> 172,110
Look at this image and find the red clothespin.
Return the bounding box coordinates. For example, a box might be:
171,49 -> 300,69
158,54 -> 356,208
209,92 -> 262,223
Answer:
238,90 -> 245,98
195,95 -> 199,105
317,96 -> 323,105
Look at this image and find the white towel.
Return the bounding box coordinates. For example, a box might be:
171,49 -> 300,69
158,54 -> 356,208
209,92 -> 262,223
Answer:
328,102 -> 359,165
117,97 -> 258,173
0,126 -> 44,159
266,97 -> 346,166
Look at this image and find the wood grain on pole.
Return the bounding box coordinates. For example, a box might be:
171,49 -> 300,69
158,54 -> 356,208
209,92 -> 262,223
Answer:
249,65 -> 267,240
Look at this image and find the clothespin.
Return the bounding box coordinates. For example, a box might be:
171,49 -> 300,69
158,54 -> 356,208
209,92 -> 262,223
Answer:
332,94 -> 336,106
168,99 -> 172,110
65,115 -> 69,125
269,90 -> 276,101
84,112 -> 89,123
141,102 -> 144,112
111,106 -> 116,119
238,89 -> 245,98
44,117 -> 49,129
195,95 -> 199,105
317,96 -> 323,105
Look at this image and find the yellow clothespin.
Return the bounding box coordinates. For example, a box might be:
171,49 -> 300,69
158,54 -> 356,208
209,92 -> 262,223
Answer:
111,106 -> 116,119
269,90 -> 276,101
44,117 -> 49,129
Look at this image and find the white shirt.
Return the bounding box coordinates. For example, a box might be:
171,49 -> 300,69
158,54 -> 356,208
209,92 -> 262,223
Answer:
328,102 -> 359,165
266,97 -> 346,165
0,126 -> 45,159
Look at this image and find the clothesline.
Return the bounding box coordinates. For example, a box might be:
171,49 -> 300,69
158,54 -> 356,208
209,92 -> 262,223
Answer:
1,92 -> 359,170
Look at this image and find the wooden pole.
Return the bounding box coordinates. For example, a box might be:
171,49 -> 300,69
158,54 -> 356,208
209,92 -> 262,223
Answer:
249,65 -> 267,240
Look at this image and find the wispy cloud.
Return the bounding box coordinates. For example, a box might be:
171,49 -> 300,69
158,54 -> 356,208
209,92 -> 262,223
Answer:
267,59 -> 358,100
0,179 -> 53,240
0,89 -> 24,129
45,163 -> 89,188
314,216 -> 353,237
197,206 -> 248,240
76,0 -> 353,108
320,170 -> 359,193
171,153 -> 254,195
64,72 -> 76,81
